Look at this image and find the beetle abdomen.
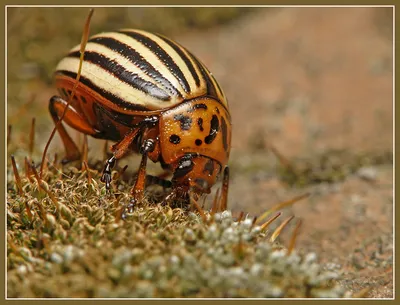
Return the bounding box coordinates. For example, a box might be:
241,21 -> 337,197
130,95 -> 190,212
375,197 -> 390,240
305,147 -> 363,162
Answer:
55,29 -> 227,111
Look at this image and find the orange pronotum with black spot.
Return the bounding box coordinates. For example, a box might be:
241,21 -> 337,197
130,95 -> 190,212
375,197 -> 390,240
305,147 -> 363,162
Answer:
49,22 -> 232,209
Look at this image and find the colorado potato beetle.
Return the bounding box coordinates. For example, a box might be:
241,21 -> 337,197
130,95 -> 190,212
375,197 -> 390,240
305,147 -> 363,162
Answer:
48,11 -> 231,208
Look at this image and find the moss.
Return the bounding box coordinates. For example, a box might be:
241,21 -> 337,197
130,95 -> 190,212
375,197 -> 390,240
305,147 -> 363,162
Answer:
7,159 -> 351,298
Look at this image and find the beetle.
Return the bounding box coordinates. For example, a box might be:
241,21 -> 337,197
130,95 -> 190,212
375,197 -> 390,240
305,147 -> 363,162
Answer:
49,23 -> 231,208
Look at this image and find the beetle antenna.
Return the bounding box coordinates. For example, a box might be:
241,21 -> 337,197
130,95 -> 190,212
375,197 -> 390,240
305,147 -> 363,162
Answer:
39,8 -> 94,178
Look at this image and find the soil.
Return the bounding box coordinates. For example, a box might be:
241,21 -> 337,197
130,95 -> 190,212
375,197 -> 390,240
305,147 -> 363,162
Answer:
175,7 -> 393,298
7,7 -> 393,298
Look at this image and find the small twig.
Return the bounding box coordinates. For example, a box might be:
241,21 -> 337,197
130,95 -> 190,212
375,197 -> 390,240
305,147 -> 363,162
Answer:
10,155 -> 23,195
270,215 -> 295,243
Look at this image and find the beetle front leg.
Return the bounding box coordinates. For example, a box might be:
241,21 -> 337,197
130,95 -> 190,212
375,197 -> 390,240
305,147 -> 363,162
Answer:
125,139 -> 155,213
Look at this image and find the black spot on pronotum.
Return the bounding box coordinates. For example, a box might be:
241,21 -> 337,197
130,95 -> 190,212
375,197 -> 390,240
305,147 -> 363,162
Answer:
205,115 -> 219,144
169,134 -> 181,144
203,159 -> 214,176
195,139 -> 202,146
215,107 -> 220,114
221,116 -> 229,151
197,118 -> 204,131
174,114 -> 192,131
81,95 -> 87,104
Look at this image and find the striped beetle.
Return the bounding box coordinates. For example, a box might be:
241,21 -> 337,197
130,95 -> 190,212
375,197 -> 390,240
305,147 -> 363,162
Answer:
49,13 -> 231,208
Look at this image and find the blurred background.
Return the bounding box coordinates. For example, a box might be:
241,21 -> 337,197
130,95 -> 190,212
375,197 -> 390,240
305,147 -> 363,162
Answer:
7,7 -> 393,297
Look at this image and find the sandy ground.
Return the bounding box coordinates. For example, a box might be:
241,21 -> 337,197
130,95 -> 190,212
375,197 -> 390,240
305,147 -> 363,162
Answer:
7,7 -> 393,298
175,7 -> 393,298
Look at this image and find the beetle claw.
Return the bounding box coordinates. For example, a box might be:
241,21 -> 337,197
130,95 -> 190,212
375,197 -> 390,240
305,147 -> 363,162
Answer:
101,156 -> 116,191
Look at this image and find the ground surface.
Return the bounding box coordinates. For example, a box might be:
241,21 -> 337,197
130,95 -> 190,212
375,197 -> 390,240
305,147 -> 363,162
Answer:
7,7 -> 393,298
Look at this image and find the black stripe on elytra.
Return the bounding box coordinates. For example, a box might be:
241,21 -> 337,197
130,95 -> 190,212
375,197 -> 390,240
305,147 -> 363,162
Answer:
205,115 -> 219,144
55,70 -> 150,111
189,53 -> 218,99
88,36 -> 182,98
174,114 -> 192,131
68,51 -> 170,101
155,34 -> 201,88
221,116 -> 229,151
119,30 -> 191,94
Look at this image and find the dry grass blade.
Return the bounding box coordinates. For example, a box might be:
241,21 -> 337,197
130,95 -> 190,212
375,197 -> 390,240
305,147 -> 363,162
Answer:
190,193 -> 207,223
269,215 -> 295,243
83,161 -> 92,186
115,165 -> 128,181
24,201 -> 33,222
210,188 -> 220,216
115,205 -> 125,223
288,219 -> 302,255
29,118 -> 36,156
269,143 -> 297,172
31,161 -> 60,211
251,216 -> 258,229
24,157 -> 34,183
219,167 -> 229,211
39,9 -> 94,178
81,134 -> 89,168
11,155 -> 23,195
237,211 -> 245,223
256,193 -> 310,224
260,212 -> 282,231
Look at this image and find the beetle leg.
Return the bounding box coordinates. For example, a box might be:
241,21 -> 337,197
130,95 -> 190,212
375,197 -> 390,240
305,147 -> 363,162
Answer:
100,128 -> 141,191
131,139 -> 155,199
123,139 -> 155,214
49,96 -> 97,164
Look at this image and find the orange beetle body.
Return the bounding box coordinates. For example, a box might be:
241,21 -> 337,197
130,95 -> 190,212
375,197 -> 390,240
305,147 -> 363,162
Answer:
49,28 -> 231,205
